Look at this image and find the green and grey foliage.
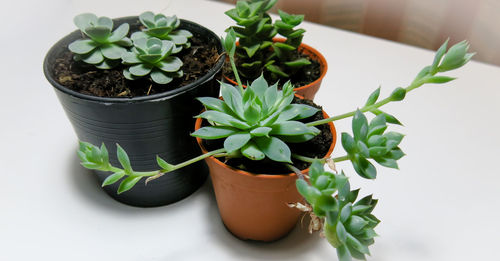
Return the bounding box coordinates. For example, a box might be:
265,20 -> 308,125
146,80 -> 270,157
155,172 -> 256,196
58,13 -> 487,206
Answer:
132,12 -> 193,49
122,37 -> 183,84
341,110 -> 405,179
225,0 -> 309,79
296,160 -> 379,261
192,75 -> 320,163
68,13 -> 132,69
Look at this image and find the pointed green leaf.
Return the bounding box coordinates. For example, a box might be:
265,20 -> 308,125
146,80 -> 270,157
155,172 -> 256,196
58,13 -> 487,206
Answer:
156,156 -> 175,171
116,144 -> 133,174
117,176 -> 141,194
250,127 -> 272,137
254,136 -> 292,163
224,133 -> 251,153
102,171 -> 125,187
191,126 -> 239,139
352,109 -> 368,141
241,141 -> 265,161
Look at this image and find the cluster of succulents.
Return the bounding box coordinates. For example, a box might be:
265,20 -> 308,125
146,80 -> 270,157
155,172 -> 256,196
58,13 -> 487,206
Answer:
296,160 -> 379,261
225,0 -> 309,79
68,12 -> 191,84
77,12 -> 474,260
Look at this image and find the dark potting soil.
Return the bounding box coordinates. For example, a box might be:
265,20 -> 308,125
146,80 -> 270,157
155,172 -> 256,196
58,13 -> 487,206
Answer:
53,34 -> 221,98
203,97 -> 333,175
223,48 -> 321,88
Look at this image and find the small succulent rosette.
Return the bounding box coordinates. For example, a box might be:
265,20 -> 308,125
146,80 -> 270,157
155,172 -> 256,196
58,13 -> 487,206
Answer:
122,38 -> 183,84
132,12 -> 193,49
68,13 -> 132,69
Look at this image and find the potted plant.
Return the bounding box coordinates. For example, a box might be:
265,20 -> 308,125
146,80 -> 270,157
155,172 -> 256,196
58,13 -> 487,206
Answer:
76,27 -> 473,259
223,0 -> 327,100
43,12 -> 226,207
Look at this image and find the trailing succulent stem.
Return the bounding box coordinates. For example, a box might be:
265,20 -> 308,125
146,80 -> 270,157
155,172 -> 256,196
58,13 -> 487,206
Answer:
296,160 -> 379,261
69,13 -> 132,69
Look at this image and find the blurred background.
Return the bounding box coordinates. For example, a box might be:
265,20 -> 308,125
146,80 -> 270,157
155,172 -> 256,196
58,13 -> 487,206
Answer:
214,0 -> 500,66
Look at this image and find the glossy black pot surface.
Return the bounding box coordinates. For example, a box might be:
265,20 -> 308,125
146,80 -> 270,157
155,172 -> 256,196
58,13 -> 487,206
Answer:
43,17 -> 225,207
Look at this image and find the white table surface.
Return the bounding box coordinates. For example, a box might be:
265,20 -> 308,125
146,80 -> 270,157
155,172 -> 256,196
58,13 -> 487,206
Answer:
2,0 -> 499,260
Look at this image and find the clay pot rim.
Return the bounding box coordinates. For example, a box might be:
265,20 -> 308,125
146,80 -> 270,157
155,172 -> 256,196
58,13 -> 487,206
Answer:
223,37 -> 328,91
195,103 -> 337,178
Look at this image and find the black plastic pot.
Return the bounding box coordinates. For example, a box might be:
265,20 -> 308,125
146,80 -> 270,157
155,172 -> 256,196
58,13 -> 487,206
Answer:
43,17 -> 225,207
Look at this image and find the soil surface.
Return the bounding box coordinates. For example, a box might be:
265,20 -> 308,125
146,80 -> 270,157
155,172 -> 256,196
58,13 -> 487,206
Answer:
53,34 -> 220,98
203,97 -> 333,175
223,48 -> 321,88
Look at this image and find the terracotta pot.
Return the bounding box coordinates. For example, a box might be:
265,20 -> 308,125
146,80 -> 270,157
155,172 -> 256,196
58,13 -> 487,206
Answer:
195,111 -> 337,241
224,38 -> 328,100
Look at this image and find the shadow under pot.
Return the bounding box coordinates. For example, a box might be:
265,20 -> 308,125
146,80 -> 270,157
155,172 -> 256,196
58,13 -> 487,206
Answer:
195,110 -> 337,241
43,16 -> 225,207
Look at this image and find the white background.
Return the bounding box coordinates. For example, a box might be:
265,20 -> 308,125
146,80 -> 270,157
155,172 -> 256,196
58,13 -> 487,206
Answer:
1,0 -> 499,260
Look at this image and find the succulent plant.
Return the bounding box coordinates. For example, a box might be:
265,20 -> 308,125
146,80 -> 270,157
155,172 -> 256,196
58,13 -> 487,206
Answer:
77,34 -> 474,260
296,160 -> 379,261
122,37 -> 183,84
192,75 -> 320,163
68,13 -> 132,69
225,0 -> 278,79
132,11 -> 193,48
267,10 -> 310,78
225,0 -> 310,80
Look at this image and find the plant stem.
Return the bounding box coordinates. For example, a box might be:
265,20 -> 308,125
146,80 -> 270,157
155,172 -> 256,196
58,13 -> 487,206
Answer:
229,52 -> 244,93
292,154 -> 350,164
285,163 -> 306,180
108,148 -> 227,178
306,77 -> 430,127
331,155 -> 350,163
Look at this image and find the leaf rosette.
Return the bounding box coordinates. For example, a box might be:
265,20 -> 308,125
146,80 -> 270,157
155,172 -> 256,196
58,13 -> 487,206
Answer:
132,12 -> 193,49
192,75 -> 321,163
68,13 -> 132,69
122,37 -> 183,84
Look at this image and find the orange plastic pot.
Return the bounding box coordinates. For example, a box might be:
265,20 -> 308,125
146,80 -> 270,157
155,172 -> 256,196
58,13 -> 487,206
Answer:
195,111 -> 336,241
224,38 -> 328,100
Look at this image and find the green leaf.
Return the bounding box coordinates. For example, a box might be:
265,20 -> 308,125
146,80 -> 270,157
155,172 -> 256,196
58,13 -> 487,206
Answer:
254,136 -> 292,163
341,133 -> 356,154
266,64 -> 289,77
352,109 -> 368,141
100,44 -> 125,59
439,40 -> 471,71
196,97 -> 234,115
387,148 -> 405,160
372,110 -> 403,126
364,87 -> 380,106
431,39 -> 448,73
367,125 -> 387,138
274,20 -> 295,30
156,156 -> 175,171
121,52 -> 141,64
243,44 -> 260,58
316,195 -> 338,212
157,56 -> 183,72
336,245 -> 352,261
150,70 -> 173,84
414,65 -> 432,82
384,132 -> 404,146
368,146 -> 388,158
284,58 -> 311,67
336,221 -> 348,244
340,203 -> 353,222
347,233 -> 370,255
116,144 -> 133,174
250,127 -> 272,137
102,171 -> 125,187
81,50 -> 104,64
346,215 -> 369,234
277,104 -> 319,122
390,87 -> 406,101
296,179 -> 311,199
108,23 -> 130,42
369,113 -> 386,129
374,157 -> 399,169
224,133 -> 251,153
139,11 -> 155,28
197,110 -> 250,130
357,141 -> 370,158
241,141 -> 265,161
244,103 -> 261,125
117,176 -> 141,194
425,76 -> 456,84
97,16 -> 113,29
264,83 -> 278,108
68,39 -> 98,54
100,143 -> 109,165
129,64 -> 153,76
249,74 -> 269,97
191,126 -> 239,139
270,121 -> 319,136
74,13 -> 97,30
85,26 -> 112,43
221,83 -> 245,119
